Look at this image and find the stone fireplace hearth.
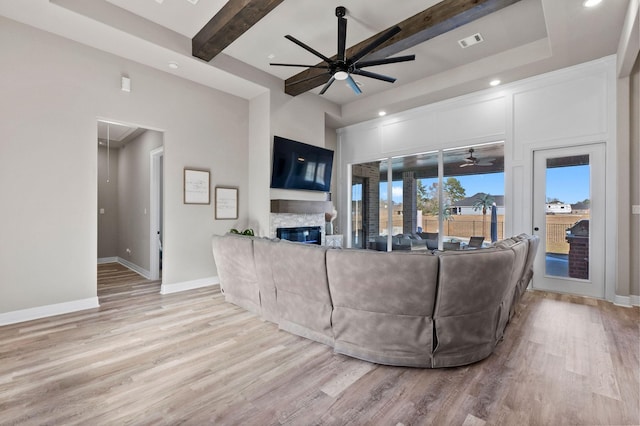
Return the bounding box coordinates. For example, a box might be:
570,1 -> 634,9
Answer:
269,199 -> 332,246
270,213 -> 325,245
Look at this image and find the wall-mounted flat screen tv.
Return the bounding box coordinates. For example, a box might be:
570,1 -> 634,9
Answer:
270,136 -> 334,192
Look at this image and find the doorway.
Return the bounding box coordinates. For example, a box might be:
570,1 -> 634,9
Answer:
97,120 -> 164,283
150,147 -> 163,280
532,144 -> 606,298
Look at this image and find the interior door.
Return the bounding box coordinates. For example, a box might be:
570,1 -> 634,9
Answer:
532,144 -> 605,298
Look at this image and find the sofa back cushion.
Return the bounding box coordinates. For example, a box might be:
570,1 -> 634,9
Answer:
269,241 -> 334,345
327,249 -> 439,367
517,234 -> 540,290
432,248 -> 515,367
252,238 -> 279,324
211,234 -> 261,315
495,239 -> 529,339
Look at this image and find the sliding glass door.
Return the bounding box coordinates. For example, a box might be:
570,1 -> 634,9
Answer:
350,142 -> 504,251
351,177 -> 366,249
441,144 -> 504,248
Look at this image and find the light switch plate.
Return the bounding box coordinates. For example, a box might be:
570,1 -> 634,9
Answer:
633,205 -> 640,215
99,208 -> 105,214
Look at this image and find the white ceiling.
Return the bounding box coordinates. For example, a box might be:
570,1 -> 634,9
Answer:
0,0 -> 630,126
97,120 -> 145,149
223,0 -> 548,104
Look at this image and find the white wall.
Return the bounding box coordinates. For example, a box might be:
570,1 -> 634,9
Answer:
117,130 -> 163,272
338,56 -> 623,300
246,92 -> 272,237
0,17 -> 250,318
631,56 -> 640,298
244,88 -> 341,238
97,145 -> 119,258
269,92 -> 341,203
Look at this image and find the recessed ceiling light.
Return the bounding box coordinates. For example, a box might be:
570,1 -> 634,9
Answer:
583,0 -> 602,7
186,0 -> 200,4
378,111 -> 387,117
155,0 -> 164,4
267,54 -> 276,60
490,79 -> 501,87
168,61 -> 179,69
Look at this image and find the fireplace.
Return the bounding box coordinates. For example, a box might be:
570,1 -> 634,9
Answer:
277,226 -> 322,245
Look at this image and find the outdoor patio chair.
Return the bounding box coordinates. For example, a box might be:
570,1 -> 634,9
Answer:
468,236 -> 485,248
443,241 -> 461,251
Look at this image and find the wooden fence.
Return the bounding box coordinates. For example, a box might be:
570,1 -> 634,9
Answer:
379,214 -> 581,253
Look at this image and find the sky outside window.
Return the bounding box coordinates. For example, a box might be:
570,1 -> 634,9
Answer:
380,168 -> 587,205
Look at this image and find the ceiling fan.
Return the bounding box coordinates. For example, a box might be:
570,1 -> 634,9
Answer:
270,6 -> 415,95
460,148 -> 495,167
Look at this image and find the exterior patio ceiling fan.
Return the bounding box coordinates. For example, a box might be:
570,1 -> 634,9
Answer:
270,6 -> 415,95
460,148 -> 495,167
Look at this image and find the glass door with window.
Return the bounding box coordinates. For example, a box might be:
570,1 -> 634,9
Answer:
532,144 -> 605,298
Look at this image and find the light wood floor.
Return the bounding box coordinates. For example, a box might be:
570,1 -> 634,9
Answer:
1,263 -> 638,425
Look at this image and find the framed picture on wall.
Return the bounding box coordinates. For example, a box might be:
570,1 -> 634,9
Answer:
184,169 -> 210,204
215,186 -> 238,220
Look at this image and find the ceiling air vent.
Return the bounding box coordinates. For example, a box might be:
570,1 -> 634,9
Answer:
458,33 -> 484,48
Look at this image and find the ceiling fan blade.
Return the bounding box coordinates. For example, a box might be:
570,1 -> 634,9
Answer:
352,69 -> 396,83
270,63 -> 330,69
350,26 -> 401,64
459,163 -> 474,168
319,76 -> 336,95
357,55 -> 416,68
338,16 -> 347,62
285,35 -> 332,63
346,75 -> 362,95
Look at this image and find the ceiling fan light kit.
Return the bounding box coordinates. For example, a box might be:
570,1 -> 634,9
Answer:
334,71 -> 349,81
270,6 -> 415,95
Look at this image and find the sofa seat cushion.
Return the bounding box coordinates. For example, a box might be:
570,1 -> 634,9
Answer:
327,249 -> 439,367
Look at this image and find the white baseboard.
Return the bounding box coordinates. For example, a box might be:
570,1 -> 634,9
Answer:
161,276 -> 219,295
0,297 -> 100,326
97,257 -> 152,280
116,258 -> 151,280
631,295 -> 640,307
613,295 -> 633,308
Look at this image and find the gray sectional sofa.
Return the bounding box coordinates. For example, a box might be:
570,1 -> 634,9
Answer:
211,233 -> 539,368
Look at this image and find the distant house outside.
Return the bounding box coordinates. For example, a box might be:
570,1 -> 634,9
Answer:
546,202 -> 573,214
452,193 -> 505,215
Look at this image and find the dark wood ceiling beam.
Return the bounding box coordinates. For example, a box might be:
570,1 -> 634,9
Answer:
285,0 -> 521,96
192,0 -> 285,62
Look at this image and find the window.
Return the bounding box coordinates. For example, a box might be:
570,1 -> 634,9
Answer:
350,143 -> 504,250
